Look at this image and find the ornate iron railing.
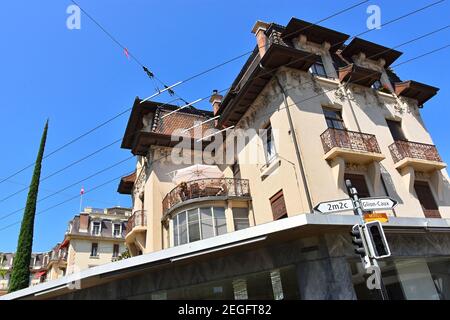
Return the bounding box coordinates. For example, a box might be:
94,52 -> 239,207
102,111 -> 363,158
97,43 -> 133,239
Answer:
321,128 -> 381,154
126,210 -> 147,234
50,248 -> 67,262
162,178 -> 251,213
389,140 -> 443,164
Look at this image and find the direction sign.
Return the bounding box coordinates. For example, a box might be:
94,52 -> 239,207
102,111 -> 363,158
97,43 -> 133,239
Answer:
314,198 -> 354,214
360,197 -> 397,212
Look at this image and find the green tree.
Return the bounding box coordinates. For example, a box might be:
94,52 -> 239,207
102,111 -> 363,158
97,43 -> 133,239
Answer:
8,121 -> 48,293
117,248 -> 130,260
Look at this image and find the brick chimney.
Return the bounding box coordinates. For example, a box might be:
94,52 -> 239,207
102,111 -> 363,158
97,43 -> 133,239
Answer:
209,90 -> 223,126
251,20 -> 270,58
79,213 -> 89,232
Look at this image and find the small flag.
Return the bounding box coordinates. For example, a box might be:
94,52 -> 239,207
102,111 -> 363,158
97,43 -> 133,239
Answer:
80,187 -> 85,195
124,48 -> 130,59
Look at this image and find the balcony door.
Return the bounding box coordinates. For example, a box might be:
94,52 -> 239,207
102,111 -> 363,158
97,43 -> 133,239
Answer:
386,120 -> 406,141
323,108 -> 345,130
414,181 -> 441,218
344,173 -> 371,198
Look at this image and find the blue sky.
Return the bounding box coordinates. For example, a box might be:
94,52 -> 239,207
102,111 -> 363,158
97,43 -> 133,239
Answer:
0,0 -> 449,252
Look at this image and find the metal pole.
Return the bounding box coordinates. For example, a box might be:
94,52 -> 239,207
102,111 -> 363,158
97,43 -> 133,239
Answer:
345,179 -> 389,300
274,75 -> 314,212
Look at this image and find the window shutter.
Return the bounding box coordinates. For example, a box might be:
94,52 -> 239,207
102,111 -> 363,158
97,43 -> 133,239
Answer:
270,190 -> 287,220
414,181 -> 441,218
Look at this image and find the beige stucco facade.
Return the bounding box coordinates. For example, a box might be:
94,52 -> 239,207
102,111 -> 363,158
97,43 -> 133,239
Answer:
66,238 -> 127,274
121,19 -> 449,257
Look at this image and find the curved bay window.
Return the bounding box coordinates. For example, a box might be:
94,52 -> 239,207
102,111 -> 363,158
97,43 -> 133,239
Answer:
172,207 -> 227,247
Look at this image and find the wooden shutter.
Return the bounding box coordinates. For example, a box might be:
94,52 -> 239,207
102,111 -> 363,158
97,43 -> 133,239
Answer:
270,190 -> 287,220
414,181 -> 441,218
344,173 -> 371,198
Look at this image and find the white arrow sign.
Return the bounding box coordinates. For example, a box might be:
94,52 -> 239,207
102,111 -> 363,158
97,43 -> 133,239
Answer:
314,198 -> 354,214
360,197 -> 397,211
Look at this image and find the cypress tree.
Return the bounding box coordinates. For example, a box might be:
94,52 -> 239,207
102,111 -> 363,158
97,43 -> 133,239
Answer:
8,120 -> 48,292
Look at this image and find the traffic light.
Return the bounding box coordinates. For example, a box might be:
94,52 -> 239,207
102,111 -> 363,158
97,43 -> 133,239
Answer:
363,221 -> 391,259
350,224 -> 367,258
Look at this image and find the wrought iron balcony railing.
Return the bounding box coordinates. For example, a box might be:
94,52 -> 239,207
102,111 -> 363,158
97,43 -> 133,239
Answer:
50,249 -> 67,262
389,140 -> 443,164
126,210 -> 147,234
162,178 -> 251,214
321,128 -> 381,155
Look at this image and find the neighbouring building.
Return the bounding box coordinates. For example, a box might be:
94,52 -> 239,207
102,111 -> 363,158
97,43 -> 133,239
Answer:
3,18 -> 450,300
0,206 -> 130,295
0,251 -> 55,296
63,207 -> 131,274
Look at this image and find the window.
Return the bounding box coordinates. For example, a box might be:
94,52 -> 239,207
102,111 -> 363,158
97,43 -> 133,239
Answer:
344,173 -> 371,198
372,80 -> 382,90
113,223 -> 121,237
90,243 -> 98,257
323,108 -> 345,130
263,124 -> 276,162
386,120 -> 406,141
233,208 -> 250,231
414,181 -> 441,218
309,57 -> 327,77
92,221 -> 101,235
270,190 -> 288,220
172,207 -> 228,247
112,244 -> 120,258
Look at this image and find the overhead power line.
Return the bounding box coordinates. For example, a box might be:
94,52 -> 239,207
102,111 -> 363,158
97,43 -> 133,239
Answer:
0,1 -> 443,194
0,155 -> 133,221
0,41 -> 447,231
0,152 -> 172,232
0,0 -> 368,188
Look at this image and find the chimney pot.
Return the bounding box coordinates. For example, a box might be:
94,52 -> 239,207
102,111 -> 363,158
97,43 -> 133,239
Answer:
251,20 -> 270,58
79,213 -> 89,232
209,90 -> 223,126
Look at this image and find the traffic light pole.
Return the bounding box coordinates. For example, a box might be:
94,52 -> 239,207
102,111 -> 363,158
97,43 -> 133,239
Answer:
345,180 -> 389,300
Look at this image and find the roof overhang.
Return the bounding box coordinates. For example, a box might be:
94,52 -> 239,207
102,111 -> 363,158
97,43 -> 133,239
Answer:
338,64 -> 381,87
394,80 -> 439,106
117,171 -> 136,194
281,18 -> 350,52
341,38 -> 403,67
131,131 -> 214,156
121,99 -> 213,150
3,213 -> 450,300
218,44 -> 317,127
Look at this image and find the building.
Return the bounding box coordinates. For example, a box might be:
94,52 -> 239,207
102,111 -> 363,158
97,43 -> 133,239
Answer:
0,252 -> 53,296
63,207 -> 131,274
2,18 -> 450,300
0,206 -> 130,295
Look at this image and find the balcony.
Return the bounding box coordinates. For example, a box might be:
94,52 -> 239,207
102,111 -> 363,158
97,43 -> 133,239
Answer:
162,178 -> 251,215
126,210 -> 147,234
389,140 -> 446,172
49,250 -> 67,263
321,128 -> 385,164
